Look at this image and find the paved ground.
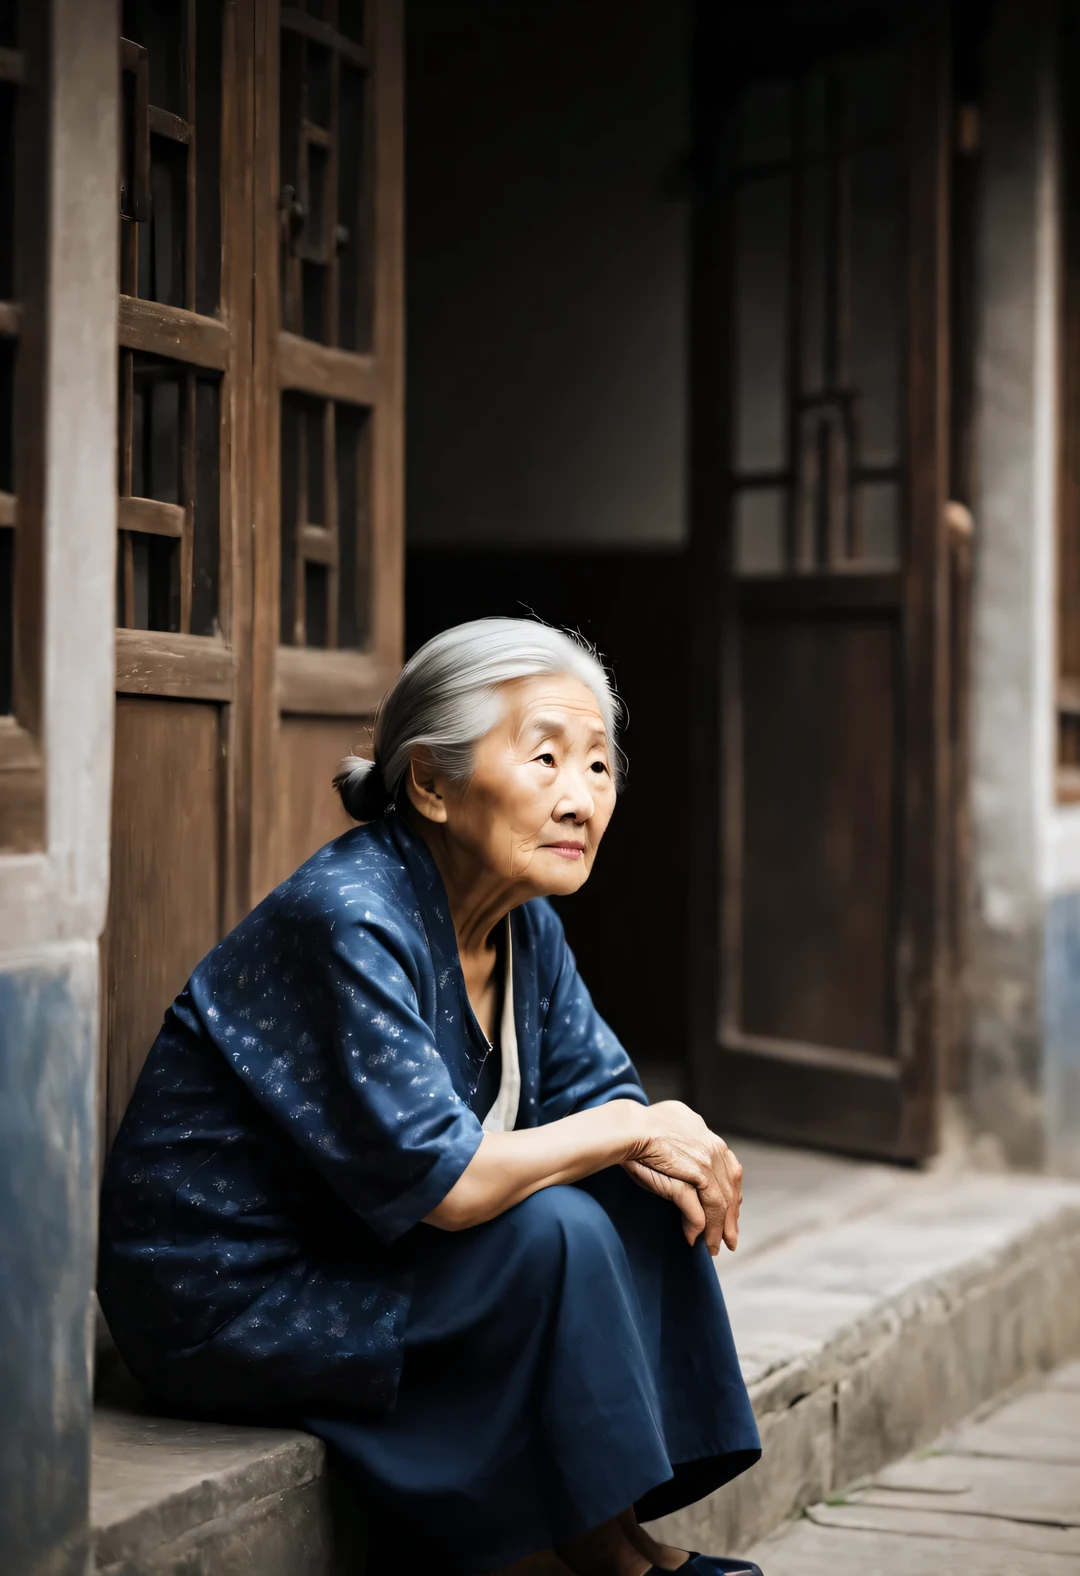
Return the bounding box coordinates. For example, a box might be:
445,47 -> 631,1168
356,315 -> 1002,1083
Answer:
747,1359 -> 1080,1574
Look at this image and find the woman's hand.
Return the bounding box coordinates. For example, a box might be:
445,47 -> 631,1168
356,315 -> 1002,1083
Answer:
621,1101 -> 743,1256
423,1098 -> 742,1244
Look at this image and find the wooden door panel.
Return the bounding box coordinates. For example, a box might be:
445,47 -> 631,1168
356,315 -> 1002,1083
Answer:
740,613 -> 897,1059
690,8 -> 949,1159
104,697 -> 223,1139
719,1044 -> 902,1155
271,713 -> 361,889
104,0 -> 254,1156
99,0 -> 401,1156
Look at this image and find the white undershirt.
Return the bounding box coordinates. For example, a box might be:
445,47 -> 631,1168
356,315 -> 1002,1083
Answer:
481,919 -> 520,1134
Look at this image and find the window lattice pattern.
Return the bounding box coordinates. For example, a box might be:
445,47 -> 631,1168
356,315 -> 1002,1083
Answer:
730,59 -> 904,577
280,2 -> 371,350
117,0 -> 223,634
280,393 -> 370,649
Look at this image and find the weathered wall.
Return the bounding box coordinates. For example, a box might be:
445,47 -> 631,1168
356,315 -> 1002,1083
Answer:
0,1 -> 118,1570
0,953 -> 99,1574
969,0 -> 1080,1175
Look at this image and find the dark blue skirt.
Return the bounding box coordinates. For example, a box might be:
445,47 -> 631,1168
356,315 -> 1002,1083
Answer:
306,1168 -> 761,1572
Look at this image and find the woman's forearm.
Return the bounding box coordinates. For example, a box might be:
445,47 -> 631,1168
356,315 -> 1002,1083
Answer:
423,1099 -> 649,1230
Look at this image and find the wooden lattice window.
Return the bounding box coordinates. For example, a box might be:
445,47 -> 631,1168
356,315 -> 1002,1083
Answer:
280,393 -> 370,648
729,58 -> 905,577
0,0 -> 46,851
279,2 -> 370,351
276,2 -> 378,661
269,0 -> 401,695
116,0 -> 227,642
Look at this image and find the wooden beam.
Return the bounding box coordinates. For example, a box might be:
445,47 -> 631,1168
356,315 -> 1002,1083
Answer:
280,7 -> 368,71
118,295 -> 230,371
738,570 -> 902,616
115,629 -> 236,701
301,118 -> 332,147
276,644 -> 392,715
723,1028 -> 903,1082
118,495 -> 186,539
278,331 -> 378,404
301,523 -> 338,566
148,105 -> 193,144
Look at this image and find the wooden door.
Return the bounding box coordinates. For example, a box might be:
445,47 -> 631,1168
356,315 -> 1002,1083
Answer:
103,0 -> 403,1148
689,9 -> 951,1159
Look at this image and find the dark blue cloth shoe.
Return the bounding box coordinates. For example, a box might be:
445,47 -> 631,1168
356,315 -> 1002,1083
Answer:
647,1556 -> 764,1576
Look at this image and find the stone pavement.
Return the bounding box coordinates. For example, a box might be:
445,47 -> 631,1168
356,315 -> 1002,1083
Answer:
747,1359 -> 1080,1574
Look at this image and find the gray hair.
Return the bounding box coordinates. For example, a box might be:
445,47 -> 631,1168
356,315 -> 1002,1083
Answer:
333,617 -> 624,822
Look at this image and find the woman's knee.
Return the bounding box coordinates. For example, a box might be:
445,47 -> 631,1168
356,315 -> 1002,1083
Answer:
505,1181 -> 622,1270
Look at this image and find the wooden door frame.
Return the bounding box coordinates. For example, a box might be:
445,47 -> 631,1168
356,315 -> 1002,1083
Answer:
687,5 -> 952,1161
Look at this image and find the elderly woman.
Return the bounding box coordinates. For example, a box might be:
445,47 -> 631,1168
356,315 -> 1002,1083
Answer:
98,619 -> 762,1576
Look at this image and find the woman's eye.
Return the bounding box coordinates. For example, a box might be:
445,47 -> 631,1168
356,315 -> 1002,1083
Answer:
536,752 -> 556,767
590,760 -> 608,774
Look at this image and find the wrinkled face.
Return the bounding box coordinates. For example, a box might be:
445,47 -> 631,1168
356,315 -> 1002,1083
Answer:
426,672 -> 617,898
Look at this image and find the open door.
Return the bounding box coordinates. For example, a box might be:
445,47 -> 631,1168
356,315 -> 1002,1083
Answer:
689,7 -> 951,1159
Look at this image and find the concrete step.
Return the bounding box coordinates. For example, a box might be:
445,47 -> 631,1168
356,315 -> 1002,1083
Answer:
651,1170 -> 1080,1556
745,1359 -> 1080,1573
91,1160 -> 1080,1573
92,1371 -> 365,1576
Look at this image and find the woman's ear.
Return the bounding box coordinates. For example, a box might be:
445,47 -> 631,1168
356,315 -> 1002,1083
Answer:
404,750 -> 449,824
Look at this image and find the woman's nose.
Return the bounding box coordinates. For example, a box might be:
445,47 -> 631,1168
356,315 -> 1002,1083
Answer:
557,770 -> 595,822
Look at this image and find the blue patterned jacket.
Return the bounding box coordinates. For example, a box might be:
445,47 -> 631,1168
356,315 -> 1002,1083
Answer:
98,811 -> 646,1417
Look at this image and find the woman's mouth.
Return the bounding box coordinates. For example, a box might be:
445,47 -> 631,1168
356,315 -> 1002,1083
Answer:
545,842 -> 585,860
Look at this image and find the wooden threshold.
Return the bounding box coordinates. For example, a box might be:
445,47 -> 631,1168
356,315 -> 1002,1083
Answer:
276,645 -> 392,715
115,629 -> 236,702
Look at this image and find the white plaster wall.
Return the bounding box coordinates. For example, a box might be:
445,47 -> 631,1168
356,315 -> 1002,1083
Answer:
405,0 -> 690,550
970,0 -> 1080,1175
968,0 -> 1058,1164
0,0 -> 118,957
0,6 -> 118,1564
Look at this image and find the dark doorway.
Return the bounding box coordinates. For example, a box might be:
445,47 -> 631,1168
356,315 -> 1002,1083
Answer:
404,0 -> 695,1094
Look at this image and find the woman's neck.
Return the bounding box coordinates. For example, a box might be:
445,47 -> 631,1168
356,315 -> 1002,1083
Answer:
409,814 -> 529,962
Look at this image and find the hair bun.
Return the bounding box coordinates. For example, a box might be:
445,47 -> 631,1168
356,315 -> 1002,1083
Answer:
333,754 -> 394,822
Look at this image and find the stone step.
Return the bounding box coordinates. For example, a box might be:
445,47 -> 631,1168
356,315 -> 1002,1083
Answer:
651,1171 -> 1080,1556
745,1359 -> 1080,1573
91,1163 -> 1080,1573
